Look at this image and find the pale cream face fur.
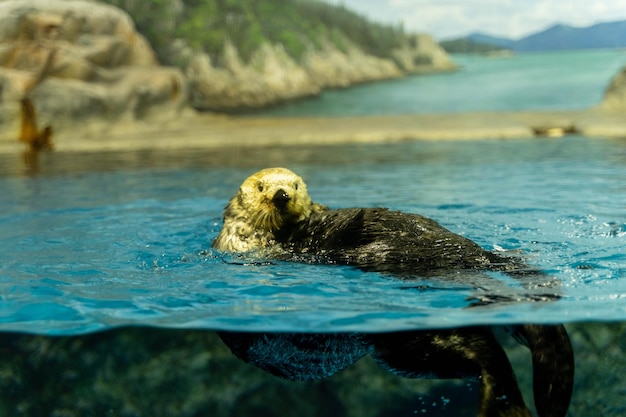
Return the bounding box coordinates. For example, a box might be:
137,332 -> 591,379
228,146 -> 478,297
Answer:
213,167 -> 325,252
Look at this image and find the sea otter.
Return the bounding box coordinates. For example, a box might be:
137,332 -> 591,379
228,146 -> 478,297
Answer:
213,167 -> 574,417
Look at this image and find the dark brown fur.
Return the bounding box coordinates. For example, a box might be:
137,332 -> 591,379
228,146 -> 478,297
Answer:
215,169 -> 574,417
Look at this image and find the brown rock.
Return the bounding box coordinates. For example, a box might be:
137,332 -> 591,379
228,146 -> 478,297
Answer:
0,0 -> 188,142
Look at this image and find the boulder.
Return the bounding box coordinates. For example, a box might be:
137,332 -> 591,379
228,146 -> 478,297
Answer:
0,0 -> 188,142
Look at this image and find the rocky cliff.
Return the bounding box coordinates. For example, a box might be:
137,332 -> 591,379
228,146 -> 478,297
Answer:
0,0 -> 457,143
184,34 -> 456,111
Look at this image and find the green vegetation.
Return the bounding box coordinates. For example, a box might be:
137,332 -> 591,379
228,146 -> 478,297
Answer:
100,0 -> 406,64
439,38 -> 512,55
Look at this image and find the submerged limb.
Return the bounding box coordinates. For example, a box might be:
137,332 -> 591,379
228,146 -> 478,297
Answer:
364,327 -> 531,417
507,324 -> 574,417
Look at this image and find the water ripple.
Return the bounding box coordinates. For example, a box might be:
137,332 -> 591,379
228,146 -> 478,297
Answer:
1,137 -> 625,334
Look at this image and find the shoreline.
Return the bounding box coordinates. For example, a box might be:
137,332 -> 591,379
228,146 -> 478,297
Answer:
2,107 -> 625,155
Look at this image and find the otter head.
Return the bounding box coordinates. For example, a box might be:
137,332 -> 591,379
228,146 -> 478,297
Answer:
237,167 -> 315,229
214,167 -> 324,252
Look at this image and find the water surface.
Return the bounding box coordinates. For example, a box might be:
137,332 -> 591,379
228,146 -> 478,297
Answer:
255,50 -> 626,117
1,136 -> 624,335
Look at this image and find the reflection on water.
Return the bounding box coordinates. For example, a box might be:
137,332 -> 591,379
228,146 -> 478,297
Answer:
0,141 -> 481,178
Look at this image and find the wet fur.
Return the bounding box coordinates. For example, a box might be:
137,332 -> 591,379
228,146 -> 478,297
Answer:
213,167 -> 326,253
213,167 -> 574,417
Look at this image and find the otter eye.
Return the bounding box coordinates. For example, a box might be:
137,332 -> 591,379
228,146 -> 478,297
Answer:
294,182 -> 299,190
257,182 -> 264,192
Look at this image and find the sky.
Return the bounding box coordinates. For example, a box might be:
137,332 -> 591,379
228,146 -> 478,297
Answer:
325,0 -> 626,40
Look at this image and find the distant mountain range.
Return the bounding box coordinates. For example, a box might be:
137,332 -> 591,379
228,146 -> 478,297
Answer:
461,20 -> 626,52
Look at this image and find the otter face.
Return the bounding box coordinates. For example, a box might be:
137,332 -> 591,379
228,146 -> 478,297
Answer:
234,167 -> 314,232
214,167 -> 325,252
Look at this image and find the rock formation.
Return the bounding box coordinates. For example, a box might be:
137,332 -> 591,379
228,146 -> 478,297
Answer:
392,34 -> 458,73
186,41 -> 323,112
0,0 -> 188,142
185,35 -> 456,111
601,65 -> 626,111
0,0 -> 457,142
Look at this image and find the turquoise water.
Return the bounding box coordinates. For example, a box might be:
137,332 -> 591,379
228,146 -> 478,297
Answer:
256,50 -> 626,116
1,137 -> 625,335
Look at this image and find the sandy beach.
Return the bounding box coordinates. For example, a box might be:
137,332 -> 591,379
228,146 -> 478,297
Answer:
1,108 -> 625,156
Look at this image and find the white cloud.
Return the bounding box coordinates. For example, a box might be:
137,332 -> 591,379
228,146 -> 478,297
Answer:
328,0 -> 626,39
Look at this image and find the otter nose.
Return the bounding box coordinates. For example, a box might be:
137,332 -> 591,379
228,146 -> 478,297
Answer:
272,189 -> 291,208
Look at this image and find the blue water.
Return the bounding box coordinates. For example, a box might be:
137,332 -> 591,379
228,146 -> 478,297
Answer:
256,50 -> 626,116
1,137 -> 625,335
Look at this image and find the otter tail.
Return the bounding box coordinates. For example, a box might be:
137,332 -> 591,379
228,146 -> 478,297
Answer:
508,324 -> 574,417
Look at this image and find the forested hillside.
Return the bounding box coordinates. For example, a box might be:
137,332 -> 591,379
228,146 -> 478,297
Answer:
440,38 -> 512,55
101,0 -> 406,65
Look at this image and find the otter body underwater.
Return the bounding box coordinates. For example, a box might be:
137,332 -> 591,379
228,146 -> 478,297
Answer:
213,167 -> 574,417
